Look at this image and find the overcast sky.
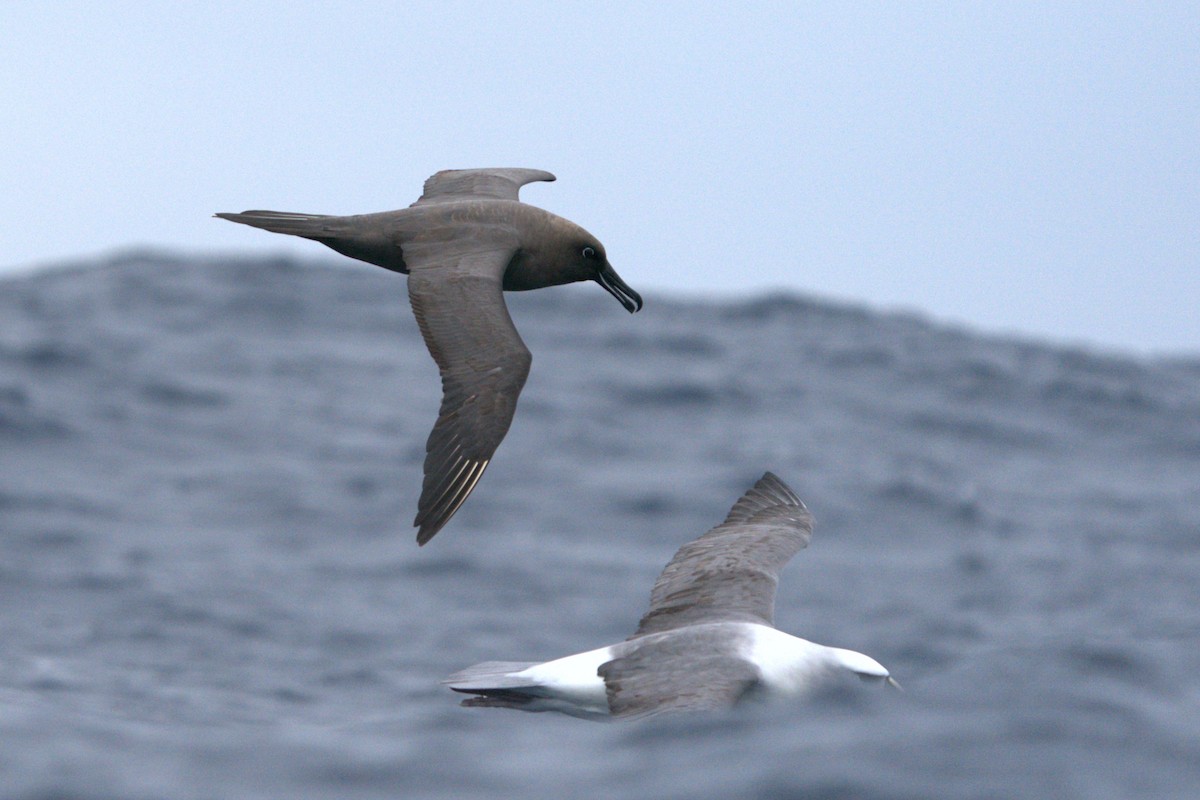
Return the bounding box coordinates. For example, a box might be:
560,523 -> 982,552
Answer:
3,2 -> 1197,354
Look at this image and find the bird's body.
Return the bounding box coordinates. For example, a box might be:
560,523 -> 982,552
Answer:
444,623 -> 889,721
231,199 -> 610,290
443,473 -> 898,720
216,169 -> 642,544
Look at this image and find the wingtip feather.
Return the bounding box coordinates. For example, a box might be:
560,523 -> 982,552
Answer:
721,471 -> 807,526
413,458 -> 490,545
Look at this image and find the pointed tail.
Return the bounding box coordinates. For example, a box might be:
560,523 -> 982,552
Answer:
441,661 -> 540,692
214,210 -> 338,240
442,661 -> 548,711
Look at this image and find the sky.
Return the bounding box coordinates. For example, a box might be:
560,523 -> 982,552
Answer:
2,2 -> 1197,355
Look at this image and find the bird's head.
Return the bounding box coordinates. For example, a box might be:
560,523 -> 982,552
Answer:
571,237 -> 642,314
830,647 -> 902,691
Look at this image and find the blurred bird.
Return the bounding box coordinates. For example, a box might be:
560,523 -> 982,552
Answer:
444,472 -> 899,719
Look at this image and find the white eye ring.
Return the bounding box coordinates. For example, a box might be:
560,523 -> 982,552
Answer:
582,246 -> 596,259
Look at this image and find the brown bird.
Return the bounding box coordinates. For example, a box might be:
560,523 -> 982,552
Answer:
216,168 -> 642,545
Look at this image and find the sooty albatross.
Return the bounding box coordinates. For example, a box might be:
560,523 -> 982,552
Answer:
443,472 -> 899,719
216,169 -> 642,544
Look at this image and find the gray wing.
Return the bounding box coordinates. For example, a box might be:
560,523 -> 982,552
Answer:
598,630 -> 761,719
404,229 -> 532,544
630,472 -> 813,637
413,168 -> 556,206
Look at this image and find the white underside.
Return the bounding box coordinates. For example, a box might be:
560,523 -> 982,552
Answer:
511,644 -> 614,717
460,624 -> 890,717
745,624 -> 891,694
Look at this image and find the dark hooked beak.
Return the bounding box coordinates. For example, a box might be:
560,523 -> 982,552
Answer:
595,262 -> 643,313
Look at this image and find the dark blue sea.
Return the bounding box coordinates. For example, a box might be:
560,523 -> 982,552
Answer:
2,253 -> 1198,799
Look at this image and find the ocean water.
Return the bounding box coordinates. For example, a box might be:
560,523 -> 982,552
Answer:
1,253 -> 1198,799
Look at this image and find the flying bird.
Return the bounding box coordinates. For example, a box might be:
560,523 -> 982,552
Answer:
443,472 -> 899,719
216,169 -> 642,544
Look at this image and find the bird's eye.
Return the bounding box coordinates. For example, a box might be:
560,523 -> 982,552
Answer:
581,246 -> 596,259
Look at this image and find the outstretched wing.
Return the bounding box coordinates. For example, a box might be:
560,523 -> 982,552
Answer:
413,168 -> 556,206
404,228 -> 532,544
630,472 -> 813,637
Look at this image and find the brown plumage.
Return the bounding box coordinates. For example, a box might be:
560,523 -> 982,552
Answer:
216,168 -> 642,544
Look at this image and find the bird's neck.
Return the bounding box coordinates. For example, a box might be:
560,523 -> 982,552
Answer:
746,627 -> 835,694
502,250 -> 572,291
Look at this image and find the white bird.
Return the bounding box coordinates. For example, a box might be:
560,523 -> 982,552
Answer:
443,472 -> 900,719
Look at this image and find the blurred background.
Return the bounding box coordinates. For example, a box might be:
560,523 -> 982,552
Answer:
3,1 -> 1197,354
